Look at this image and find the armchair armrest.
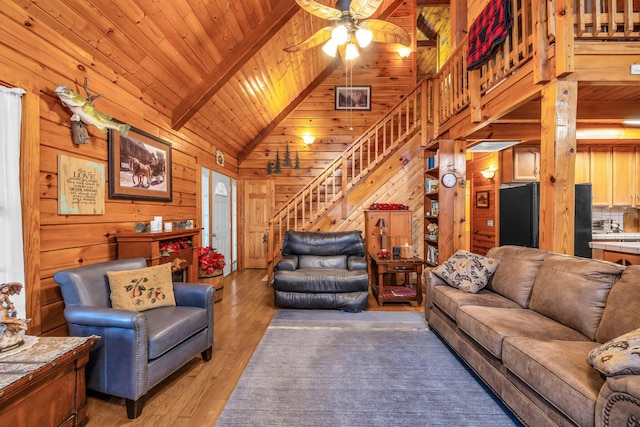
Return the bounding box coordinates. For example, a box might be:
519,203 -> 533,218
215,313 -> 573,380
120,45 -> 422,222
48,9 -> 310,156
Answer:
596,376 -> 640,427
174,282 -> 215,308
275,255 -> 298,271
64,306 -> 144,329
348,255 -> 367,271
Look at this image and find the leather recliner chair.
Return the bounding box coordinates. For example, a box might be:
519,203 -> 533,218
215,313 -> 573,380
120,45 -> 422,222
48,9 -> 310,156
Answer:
273,230 -> 369,312
54,258 -> 214,419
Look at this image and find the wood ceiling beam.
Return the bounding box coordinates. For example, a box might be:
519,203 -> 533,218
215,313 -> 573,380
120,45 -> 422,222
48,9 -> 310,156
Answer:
171,0 -> 298,130
238,59 -> 342,165
237,0 -> 407,163
417,13 -> 438,40
417,0 -> 450,5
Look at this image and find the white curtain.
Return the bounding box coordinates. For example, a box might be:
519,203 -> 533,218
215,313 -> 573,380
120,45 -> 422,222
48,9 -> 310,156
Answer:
0,86 -> 26,317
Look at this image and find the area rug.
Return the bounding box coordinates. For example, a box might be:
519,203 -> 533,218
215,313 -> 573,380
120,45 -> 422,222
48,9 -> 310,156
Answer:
215,310 -> 522,426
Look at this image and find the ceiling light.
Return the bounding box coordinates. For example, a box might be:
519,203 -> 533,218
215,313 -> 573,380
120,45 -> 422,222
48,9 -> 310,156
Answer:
322,39 -> 338,57
345,42 -> 359,60
623,119 -> 640,126
331,25 -> 349,45
355,28 -> 372,48
576,128 -> 624,139
397,46 -> 412,58
302,135 -> 315,145
467,141 -> 520,152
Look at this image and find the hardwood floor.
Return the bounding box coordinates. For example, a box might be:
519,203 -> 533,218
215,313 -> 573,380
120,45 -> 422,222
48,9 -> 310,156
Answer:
85,269 -> 423,426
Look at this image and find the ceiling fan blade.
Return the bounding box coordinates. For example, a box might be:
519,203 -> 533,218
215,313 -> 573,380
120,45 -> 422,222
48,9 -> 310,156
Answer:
349,0 -> 384,20
283,27 -> 333,52
360,18 -> 411,46
294,0 -> 343,20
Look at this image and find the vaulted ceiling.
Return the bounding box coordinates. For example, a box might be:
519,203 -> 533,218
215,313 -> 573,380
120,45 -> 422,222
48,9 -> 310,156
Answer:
16,0 -> 449,163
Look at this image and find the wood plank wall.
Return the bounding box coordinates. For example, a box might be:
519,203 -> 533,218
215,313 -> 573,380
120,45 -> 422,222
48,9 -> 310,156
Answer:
468,152 -> 499,255
0,4 -> 233,336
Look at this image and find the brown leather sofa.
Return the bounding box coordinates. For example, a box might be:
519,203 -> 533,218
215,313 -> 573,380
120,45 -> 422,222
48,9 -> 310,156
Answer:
425,245 -> 640,427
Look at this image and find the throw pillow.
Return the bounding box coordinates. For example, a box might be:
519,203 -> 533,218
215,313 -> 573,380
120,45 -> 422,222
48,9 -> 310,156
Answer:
432,250 -> 501,293
107,263 -> 176,311
588,328 -> 640,377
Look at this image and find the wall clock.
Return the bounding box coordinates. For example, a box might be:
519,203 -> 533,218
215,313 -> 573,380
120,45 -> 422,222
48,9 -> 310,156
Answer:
441,172 -> 457,188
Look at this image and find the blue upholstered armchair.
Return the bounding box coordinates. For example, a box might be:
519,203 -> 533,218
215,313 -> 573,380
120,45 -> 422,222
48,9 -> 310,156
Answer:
54,258 -> 214,419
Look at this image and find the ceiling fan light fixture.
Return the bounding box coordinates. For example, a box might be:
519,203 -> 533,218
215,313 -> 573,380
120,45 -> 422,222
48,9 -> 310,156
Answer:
345,42 -> 359,60
331,25 -> 349,45
322,39 -> 338,57
397,46 -> 412,58
355,28 -> 372,48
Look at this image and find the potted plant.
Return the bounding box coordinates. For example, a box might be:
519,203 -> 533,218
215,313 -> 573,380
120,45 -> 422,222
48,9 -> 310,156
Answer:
197,246 -> 225,278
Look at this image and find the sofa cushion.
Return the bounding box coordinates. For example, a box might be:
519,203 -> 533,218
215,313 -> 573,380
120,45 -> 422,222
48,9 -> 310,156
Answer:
457,305 -> 590,359
485,246 -> 548,308
107,263 -> 176,312
145,305 -> 209,359
503,337 -> 603,427
588,328 -> 640,377
596,265 -> 640,344
431,285 -> 520,320
299,255 -> 347,269
528,254 -> 623,341
273,268 -> 369,293
432,250 -> 500,293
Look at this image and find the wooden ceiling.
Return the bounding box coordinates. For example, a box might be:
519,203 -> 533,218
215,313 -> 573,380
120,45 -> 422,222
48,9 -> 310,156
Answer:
17,0 -> 437,162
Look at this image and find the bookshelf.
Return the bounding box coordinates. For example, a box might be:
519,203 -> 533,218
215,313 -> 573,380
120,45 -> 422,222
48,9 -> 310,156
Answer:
424,149 -> 439,266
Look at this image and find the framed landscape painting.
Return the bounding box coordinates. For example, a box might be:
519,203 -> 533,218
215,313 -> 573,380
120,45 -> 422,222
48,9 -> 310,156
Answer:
108,126 -> 173,201
335,86 -> 371,110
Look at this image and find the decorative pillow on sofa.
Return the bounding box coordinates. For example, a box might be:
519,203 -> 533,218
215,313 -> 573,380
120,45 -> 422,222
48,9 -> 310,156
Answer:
588,328 -> 640,377
107,263 -> 176,311
432,250 -> 501,294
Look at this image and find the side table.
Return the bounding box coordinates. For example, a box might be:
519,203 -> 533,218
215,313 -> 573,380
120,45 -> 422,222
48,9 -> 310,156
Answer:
0,335 -> 99,426
369,253 -> 424,306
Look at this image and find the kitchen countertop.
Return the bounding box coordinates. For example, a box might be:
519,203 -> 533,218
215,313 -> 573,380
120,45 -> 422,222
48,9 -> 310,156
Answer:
591,232 -> 640,240
589,241 -> 640,254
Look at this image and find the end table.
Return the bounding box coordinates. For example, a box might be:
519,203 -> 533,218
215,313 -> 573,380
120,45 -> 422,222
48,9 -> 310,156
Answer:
369,253 -> 424,306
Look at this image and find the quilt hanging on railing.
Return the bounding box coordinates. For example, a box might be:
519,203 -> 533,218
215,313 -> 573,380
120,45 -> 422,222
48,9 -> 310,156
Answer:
467,0 -> 513,70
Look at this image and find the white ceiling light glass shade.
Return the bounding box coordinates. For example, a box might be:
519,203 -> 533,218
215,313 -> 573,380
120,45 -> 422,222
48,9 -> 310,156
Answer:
331,25 -> 349,45
322,39 -> 338,57
355,28 -> 372,48
345,42 -> 359,60
397,46 -> 412,58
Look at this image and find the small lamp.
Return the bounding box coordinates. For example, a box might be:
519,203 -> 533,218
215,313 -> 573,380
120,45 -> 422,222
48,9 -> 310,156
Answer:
375,217 -> 387,249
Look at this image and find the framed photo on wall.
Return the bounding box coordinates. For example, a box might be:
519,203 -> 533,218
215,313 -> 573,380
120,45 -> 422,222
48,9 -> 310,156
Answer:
108,126 -> 173,201
335,86 -> 371,110
476,190 -> 490,208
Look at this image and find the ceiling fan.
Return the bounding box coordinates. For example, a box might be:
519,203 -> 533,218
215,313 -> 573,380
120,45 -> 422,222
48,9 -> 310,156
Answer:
283,0 -> 412,61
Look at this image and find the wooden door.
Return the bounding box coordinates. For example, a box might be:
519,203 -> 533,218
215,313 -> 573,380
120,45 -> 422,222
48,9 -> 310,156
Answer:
590,147 -> 612,207
242,179 -> 273,269
612,146 -> 634,207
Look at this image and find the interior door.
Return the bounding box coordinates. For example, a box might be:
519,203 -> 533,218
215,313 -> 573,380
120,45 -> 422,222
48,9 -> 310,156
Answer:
243,179 -> 273,269
211,171 -> 231,276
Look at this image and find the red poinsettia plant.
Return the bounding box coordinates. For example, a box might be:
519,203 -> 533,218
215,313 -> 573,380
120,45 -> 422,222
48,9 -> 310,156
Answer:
198,246 -> 226,276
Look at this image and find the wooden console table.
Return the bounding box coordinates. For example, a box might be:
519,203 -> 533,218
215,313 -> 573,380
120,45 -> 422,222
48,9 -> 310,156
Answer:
115,228 -> 202,282
369,253 -> 424,306
0,335 -> 99,426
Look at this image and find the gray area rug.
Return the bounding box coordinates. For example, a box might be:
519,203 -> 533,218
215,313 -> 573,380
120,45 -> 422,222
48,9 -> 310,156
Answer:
216,310 -> 522,426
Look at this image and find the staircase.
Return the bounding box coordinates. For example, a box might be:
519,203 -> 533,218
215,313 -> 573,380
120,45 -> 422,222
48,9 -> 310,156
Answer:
267,79 -> 432,273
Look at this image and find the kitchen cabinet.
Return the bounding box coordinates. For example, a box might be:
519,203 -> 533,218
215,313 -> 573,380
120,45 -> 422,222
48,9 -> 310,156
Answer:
575,146 -> 590,184
612,146 -> 635,206
590,146 -> 613,206
513,146 -> 540,181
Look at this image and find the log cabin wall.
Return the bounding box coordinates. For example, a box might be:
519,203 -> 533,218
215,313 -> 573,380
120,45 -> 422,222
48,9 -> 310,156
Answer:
467,152 -> 499,255
0,5 -> 234,336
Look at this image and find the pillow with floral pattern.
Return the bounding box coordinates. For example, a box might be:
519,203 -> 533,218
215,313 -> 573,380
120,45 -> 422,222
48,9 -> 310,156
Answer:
432,250 -> 501,293
588,328 -> 640,376
107,262 -> 176,312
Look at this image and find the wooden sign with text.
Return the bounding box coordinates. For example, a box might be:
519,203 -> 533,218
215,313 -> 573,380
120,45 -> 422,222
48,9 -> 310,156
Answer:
58,154 -> 105,215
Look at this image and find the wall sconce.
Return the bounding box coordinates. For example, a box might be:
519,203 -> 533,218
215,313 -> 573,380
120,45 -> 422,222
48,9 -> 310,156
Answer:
481,166 -> 497,179
397,46 -> 412,58
375,217 -> 387,249
302,135 -> 315,145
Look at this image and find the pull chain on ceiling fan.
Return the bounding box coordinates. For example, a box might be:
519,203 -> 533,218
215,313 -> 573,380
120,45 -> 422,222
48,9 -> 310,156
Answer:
284,0 -> 412,63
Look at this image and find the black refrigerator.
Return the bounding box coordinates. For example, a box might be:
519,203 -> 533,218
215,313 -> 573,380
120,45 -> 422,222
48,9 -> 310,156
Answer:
499,182 -> 592,257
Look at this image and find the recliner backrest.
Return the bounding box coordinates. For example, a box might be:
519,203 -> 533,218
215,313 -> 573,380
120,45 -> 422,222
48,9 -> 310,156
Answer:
281,230 -> 365,257
54,258 -> 148,307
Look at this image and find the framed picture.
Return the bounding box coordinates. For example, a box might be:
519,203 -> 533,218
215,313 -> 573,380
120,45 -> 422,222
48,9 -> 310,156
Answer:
108,126 -> 172,201
335,86 -> 371,110
216,148 -> 224,167
476,190 -> 490,208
